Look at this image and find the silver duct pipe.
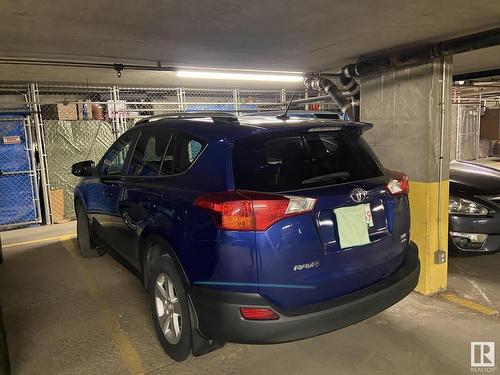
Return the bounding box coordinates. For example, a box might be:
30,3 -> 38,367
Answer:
338,67 -> 361,121
304,77 -> 354,120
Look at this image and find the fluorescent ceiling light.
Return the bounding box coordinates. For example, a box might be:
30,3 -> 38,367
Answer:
176,70 -> 303,82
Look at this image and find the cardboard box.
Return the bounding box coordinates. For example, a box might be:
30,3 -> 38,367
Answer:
57,103 -> 78,120
41,103 -> 78,120
50,189 -> 65,223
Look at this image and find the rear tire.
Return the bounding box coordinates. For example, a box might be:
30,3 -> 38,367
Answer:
149,255 -> 192,362
76,204 -> 103,258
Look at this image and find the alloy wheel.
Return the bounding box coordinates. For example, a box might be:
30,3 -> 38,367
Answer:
155,273 -> 182,344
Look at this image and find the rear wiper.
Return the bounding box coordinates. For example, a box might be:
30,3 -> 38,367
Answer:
302,172 -> 350,185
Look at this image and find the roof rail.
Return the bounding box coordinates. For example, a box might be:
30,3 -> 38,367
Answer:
134,111 -> 239,126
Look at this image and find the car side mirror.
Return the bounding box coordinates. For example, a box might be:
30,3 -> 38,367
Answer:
71,160 -> 95,177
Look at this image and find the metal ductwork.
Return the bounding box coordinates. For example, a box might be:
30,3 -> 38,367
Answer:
308,27 -> 500,121
304,76 -> 355,121
338,68 -> 360,121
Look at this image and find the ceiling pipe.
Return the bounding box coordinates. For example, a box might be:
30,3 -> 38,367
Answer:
0,58 -> 176,74
311,27 -> 500,121
342,27 -> 500,78
290,94 -> 332,105
457,88 -> 500,97
453,68 -> 500,81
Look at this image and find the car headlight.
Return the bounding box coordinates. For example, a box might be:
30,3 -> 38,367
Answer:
449,197 -> 489,216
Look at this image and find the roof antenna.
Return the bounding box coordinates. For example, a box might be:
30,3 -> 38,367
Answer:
276,92 -> 295,120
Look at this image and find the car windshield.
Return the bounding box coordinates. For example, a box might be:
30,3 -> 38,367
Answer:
233,130 -> 384,192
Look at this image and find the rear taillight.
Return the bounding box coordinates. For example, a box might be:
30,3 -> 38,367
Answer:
386,170 -> 409,196
194,190 -> 316,231
240,307 -> 279,320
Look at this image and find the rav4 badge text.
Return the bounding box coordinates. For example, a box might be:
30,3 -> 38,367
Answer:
293,260 -> 321,271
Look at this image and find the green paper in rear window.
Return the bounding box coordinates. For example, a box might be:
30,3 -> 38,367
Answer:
232,130 -> 384,192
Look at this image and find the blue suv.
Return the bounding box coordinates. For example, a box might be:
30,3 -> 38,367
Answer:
71,112 -> 420,361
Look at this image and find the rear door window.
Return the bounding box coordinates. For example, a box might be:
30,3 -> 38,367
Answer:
128,129 -> 172,176
233,130 -> 383,192
160,132 -> 206,176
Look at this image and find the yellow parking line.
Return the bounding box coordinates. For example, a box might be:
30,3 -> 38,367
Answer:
440,292 -> 498,316
60,235 -> 144,375
3,234 -> 77,249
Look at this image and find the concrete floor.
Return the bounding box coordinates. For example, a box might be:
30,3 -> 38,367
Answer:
449,253 -> 500,312
0,223 -> 499,375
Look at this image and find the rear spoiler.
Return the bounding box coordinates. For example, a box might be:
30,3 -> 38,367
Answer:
305,121 -> 373,134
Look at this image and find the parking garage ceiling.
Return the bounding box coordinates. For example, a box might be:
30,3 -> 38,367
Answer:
0,0 -> 499,85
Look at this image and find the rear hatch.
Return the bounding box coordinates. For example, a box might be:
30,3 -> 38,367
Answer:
232,127 -> 410,310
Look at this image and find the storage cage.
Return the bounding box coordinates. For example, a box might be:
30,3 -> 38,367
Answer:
0,84 -> 42,229
0,83 -> 332,228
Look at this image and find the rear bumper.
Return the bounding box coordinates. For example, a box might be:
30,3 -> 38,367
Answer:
189,242 -> 420,344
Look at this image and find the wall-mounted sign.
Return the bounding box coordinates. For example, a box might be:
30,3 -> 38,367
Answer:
2,136 -> 21,145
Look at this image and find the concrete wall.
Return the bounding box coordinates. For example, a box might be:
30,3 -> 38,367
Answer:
361,57 -> 453,182
360,57 -> 453,294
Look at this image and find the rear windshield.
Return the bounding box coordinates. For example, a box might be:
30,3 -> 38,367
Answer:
233,130 -> 384,192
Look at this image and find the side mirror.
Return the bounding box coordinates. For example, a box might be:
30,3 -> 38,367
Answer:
71,160 -> 95,177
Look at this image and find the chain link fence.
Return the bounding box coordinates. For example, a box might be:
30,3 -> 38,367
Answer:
118,87 -> 181,128
36,85 -> 116,221
0,83 -> 335,226
0,84 -> 42,229
118,87 -> 310,125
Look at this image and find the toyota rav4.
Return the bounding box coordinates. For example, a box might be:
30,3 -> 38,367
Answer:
71,112 -> 420,361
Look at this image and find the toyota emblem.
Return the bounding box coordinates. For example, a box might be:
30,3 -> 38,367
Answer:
350,188 -> 367,203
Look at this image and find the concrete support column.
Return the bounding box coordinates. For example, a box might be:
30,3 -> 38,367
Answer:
360,57 -> 453,295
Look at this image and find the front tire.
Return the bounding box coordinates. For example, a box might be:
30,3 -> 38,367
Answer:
76,204 -> 103,258
149,255 -> 192,362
